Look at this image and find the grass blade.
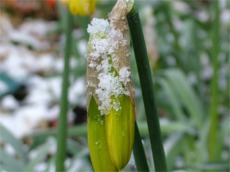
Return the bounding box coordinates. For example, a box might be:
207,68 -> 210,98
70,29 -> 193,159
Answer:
55,10 -> 73,171
45,158 -> 55,172
159,78 -> 185,121
164,133 -> 186,170
0,123 -> 27,163
208,0 -> 220,161
0,149 -> 24,171
164,69 -> 203,128
24,139 -> 52,172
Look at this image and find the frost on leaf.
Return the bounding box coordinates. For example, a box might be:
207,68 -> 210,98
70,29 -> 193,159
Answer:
86,0 -> 135,115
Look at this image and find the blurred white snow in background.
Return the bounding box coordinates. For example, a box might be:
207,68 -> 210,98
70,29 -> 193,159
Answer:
0,14 -> 86,138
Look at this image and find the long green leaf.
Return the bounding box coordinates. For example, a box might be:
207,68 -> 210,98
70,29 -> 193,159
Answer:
127,6 -> 167,171
45,158 -> 55,172
67,148 -> 90,172
0,123 -> 27,163
208,0 -> 220,161
24,138 -> 52,172
32,120 -> 192,142
66,139 -> 83,155
55,9 -> 73,172
165,133 -> 186,170
159,78 -> 185,121
187,163 -> 230,171
164,69 -> 203,127
0,149 -> 24,171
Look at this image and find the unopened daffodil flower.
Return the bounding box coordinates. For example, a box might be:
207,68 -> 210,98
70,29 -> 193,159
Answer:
69,0 -> 96,16
86,0 -> 135,171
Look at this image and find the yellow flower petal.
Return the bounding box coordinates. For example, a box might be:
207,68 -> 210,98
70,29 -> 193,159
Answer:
69,0 -> 96,16
88,97 -> 118,171
105,95 -> 135,170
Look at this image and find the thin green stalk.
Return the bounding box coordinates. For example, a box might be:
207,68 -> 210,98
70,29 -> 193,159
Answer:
55,11 -> 73,172
191,23 -> 203,103
208,0 -> 220,162
133,122 -> 149,171
127,6 -> 167,171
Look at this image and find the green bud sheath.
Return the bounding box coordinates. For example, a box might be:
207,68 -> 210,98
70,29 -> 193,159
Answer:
105,95 -> 135,170
88,97 -> 117,171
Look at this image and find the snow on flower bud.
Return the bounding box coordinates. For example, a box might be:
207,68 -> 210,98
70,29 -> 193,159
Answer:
86,0 -> 135,171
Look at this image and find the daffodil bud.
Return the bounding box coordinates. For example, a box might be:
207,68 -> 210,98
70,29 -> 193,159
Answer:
86,0 -> 135,171
88,97 -> 117,171
69,0 -> 96,16
105,95 -> 134,170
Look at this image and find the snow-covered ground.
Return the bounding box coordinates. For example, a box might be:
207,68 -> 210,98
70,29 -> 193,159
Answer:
0,12 -> 87,138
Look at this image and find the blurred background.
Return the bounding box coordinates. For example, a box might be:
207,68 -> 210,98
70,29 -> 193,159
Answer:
0,0 -> 229,171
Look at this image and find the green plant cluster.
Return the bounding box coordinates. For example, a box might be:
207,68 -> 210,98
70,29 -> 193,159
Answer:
0,0 -> 229,172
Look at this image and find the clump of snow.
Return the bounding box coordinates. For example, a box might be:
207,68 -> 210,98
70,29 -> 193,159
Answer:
1,95 -> 19,110
119,67 -> 131,85
96,73 -> 124,114
87,18 -> 109,35
87,18 -> 131,115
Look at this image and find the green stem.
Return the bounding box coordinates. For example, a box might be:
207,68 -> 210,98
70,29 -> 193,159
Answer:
208,0 -> 220,162
133,122 -> 149,171
55,11 -> 73,172
127,7 -> 167,171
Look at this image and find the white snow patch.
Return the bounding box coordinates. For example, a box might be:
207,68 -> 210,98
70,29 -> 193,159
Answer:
25,76 -> 62,106
78,40 -> 87,55
47,105 -> 59,121
0,105 -> 47,138
0,15 -> 84,140
69,79 -> 85,104
87,18 -> 131,115
1,95 -> 19,110
119,67 -> 131,85
87,18 -> 109,34
54,58 -> 64,72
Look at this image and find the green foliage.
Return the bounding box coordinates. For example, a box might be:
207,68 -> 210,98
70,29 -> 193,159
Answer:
128,6 -> 167,171
0,0 -> 229,171
55,8 -> 73,172
0,123 -> 27,165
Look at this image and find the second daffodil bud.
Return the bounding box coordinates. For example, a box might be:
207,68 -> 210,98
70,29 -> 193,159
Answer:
105,95 -> 135,170
86,0 -> 135,171
69,0 -> 96,16
88,97 -> 117,171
